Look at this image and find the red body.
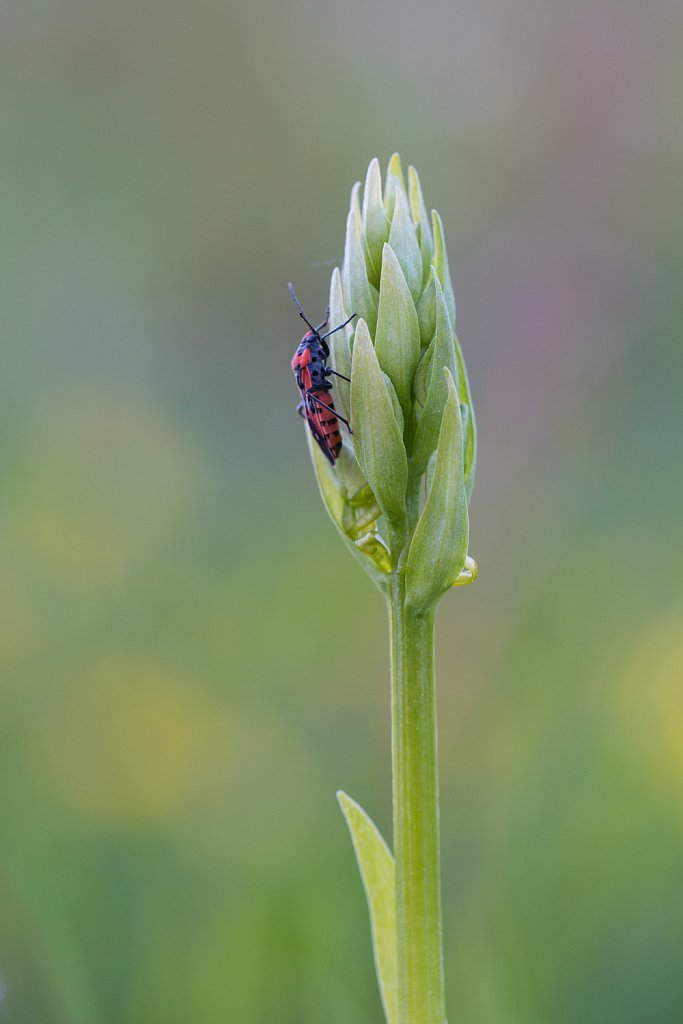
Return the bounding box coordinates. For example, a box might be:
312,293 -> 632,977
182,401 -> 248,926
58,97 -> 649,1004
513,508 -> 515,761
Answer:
291,332 -> 342,464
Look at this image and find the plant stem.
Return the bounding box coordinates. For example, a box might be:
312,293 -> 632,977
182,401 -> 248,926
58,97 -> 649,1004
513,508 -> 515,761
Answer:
389,571 -> 446,1024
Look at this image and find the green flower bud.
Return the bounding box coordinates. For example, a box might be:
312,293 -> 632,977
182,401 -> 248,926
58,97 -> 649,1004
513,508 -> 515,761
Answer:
297,157 -> 478,608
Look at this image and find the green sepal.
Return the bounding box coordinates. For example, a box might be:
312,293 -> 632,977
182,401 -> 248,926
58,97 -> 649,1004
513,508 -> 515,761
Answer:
432,210 -> 457,328
408,166 -> 434,287
306,432 -> 389,589
351,319 -> 408,530
343,208 -> 378,336
329,267 -> 353,419
337,791 -> 398,1024
374,244 -> 421,423
362,158 -> 388,287
411,272 -> 458,478
387,189 -> 423,304
405,369 -> 469,612
416,273 -> 436,348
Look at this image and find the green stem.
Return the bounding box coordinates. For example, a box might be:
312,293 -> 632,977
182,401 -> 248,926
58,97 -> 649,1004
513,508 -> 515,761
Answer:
389,571 -> 446,1024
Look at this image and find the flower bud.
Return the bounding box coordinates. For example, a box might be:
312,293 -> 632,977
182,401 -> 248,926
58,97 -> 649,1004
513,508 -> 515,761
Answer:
298,156 -> 478,605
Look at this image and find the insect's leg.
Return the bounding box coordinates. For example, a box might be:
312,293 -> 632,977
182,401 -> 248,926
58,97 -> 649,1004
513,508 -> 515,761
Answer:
320,313 -> 357,341
296,400 -> 305,418
325,368 -> 351,382
307,390 -> 352,431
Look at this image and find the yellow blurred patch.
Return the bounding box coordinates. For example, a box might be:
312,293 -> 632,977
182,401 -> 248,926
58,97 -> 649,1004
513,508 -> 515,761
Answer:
32,655 -> 223,827
5,383 -> 205,590
618,611 -> 683,788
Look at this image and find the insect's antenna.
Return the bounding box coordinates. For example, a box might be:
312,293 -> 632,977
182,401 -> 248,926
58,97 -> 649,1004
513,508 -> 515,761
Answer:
288,283 -> 317,334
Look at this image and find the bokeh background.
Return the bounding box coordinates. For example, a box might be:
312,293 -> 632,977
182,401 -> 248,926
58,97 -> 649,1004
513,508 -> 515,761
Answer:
2,0 -> 682,1021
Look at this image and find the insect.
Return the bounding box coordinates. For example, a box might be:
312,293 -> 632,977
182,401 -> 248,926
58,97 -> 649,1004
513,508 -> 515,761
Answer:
289,283 -> 356,464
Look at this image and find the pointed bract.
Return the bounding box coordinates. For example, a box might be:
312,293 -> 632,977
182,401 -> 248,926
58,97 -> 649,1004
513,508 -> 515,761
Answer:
374,245 -> 421,423
405,370 -> 469,612
408,166 -> 434,287
432,210 -> 457,328
384,153 -> 407,221
343,208 -> 378,336
362,158 -> 389,286
411,272 -> 458,477
351,319 -> 408,530
329,266 -> 353,419
416,273 -> 436,348
454,334 -> 477,500
388,190 -> 423,304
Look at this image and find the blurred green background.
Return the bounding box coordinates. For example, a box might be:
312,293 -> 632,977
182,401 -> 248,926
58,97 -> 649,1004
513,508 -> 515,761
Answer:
2,1 -> 682,1021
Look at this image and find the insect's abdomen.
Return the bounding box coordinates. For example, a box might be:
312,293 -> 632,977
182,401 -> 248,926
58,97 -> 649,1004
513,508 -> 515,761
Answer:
310,389 -> 342,461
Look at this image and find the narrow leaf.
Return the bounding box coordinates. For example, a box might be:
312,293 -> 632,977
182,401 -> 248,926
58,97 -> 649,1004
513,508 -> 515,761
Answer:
388,189 -> 423,304
411,271 -> 458,477
384,153 -> 407,221
412,341 -> 434,409
343,207 -> 378,336
349,180 -> 363,232
374,245 -> 421,421
416,272 -> 436,347
329,267 -> 353,418
408,166 -> 434,287
454,334 -> 477,500
351,320 -> 408,529
338,791 -> 398,1024
382,373 -> 404,435
406,369 -> 469,612
432,210 -> 457,327
362,158 -> 388,286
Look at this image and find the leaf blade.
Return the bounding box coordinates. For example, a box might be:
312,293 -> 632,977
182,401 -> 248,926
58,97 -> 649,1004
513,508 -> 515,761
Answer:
337,791 -> 398,1024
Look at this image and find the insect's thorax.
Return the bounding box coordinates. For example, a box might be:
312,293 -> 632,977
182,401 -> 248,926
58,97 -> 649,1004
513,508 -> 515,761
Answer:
291,335 -> 330,390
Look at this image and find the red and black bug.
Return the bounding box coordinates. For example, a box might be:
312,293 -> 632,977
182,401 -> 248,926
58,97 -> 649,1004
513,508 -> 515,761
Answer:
289,283 -> 355,465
